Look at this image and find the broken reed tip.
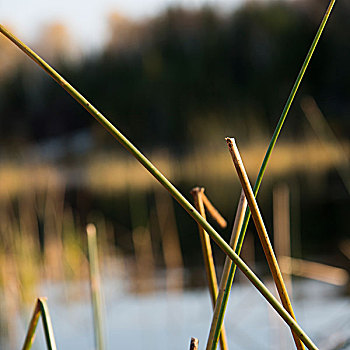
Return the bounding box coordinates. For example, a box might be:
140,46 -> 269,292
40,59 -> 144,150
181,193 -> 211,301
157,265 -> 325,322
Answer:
86,223 -> 96,236
225,137 -> 235,148
190,187 -> 205,196
38,297 -> 48,303
190,337 -> 199,350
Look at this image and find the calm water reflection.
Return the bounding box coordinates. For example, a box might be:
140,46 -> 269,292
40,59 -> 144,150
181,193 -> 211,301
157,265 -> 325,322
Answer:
9,277 -> 350,350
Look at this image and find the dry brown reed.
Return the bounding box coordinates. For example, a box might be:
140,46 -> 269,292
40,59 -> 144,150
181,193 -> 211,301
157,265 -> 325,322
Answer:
273,184 -> 293,294
190,337 -> 199,350
226,137 -> 304,350
0,140 -> 348,198
154,187 -> 184,291
191,187 -> 229,350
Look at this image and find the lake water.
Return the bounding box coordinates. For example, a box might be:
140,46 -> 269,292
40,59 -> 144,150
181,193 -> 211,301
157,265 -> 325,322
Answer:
6,274 -> 349,350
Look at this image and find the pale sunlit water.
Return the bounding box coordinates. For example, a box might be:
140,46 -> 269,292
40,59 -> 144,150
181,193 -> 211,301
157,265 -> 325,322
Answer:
7,277 -> 350,350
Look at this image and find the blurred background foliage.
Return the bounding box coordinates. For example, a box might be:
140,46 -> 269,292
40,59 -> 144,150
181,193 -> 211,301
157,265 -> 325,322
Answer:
0,0 -> 349,270
0,0 -> 349,151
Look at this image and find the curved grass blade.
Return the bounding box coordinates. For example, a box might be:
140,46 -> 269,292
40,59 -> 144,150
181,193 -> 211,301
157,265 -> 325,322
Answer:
206,1 -> 337,349
0,25 -> 317,349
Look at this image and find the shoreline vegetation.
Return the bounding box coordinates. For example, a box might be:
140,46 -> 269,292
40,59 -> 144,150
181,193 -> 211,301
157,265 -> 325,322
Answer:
1,0 -> 349,348
1,139 -> 349,197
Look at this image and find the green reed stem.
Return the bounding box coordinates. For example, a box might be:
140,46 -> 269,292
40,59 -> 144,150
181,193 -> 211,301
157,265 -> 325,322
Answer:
87,224 -> 106,350
191,187 -> 229,350
207,1 -> 337,349
22,298 -> 57,350
0,25 -> 318,349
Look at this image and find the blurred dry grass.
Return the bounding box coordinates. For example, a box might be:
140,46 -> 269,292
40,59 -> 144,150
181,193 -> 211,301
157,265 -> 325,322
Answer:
0,137 -> 349,348
1,139 -> 348,196
0,138 -> 347,298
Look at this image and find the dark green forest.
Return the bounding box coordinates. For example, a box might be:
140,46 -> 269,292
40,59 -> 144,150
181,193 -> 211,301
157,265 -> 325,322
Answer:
0,0 -> 349,154
0,0 -> 349,265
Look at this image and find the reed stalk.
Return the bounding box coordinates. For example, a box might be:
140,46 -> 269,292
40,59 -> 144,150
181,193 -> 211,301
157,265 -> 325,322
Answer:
301,96 -> 350,195
40,299 -> 57,350
190,337 -> 199,350
191,187 -> 228,350
206,1 -> 336,348
0,25 -> 318,349
201,192 -> 227,229
22,301 -> 40,350
226,138 -> 303,349
279,257 -> 349,286
87,224 -> 106,350
273,184 -> 293,293
22,298 -> 57,350
154,188 -> 184,291
129,190 -> 155,293
206,190 -> 247,349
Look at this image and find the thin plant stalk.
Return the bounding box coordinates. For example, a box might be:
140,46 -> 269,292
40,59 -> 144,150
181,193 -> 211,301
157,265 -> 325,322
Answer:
190,187 -> 219,305
154,188 -> 184,291
201,191 -> 227,229
226,138 -> 303,350
207,1 -> 336,348
87,224 -> 106,350
206,190 -> 247,349
129,190 -> 155,293
279,256 -> 349,286
301,96 -> 350,195
190,337 -> 199,350
191,187 -> 229,350
0,25 -> 318,350
22,300 -> 41,350
40,299 -> 57,350
22,298 -> 57,350
273,184 -> 293,293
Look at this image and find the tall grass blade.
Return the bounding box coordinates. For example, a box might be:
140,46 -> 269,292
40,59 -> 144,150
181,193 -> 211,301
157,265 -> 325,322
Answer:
190,337 -> 199,350
207,1 -> 337,349
0,25 -> 318,349
191,187 -> 229,350
87,224 -> 106,350
206,190 -> 247,349
22,298 -> 57,350
226,138 -> 303,349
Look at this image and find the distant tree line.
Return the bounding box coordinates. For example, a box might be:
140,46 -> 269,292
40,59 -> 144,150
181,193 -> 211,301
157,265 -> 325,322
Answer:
0,0 -> 349,154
